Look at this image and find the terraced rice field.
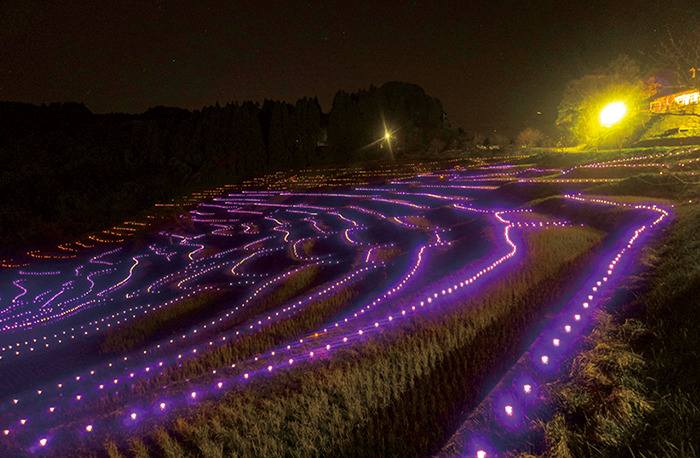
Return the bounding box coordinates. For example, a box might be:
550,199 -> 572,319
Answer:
1,148 -> 697,456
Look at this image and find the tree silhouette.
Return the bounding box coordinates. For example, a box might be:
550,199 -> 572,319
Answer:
0,82 -> 452,252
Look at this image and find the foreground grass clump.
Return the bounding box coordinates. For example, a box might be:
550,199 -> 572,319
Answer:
100,289 -> 229,354
372,245 -> 403,262
542,315 -> 653,457
225,264 -> 321,329
95,226 -> 604,457
539,203 -> 700,457
134,282 -> 361,394
101,265 -> 320,355
289,238 -> 317,259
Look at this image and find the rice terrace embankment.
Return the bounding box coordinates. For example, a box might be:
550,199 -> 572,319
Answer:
1,147 -> 698,456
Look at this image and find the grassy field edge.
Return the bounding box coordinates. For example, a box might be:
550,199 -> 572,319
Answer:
534,203 -> 700,457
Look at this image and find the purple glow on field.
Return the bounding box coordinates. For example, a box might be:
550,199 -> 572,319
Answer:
459,186 -> 675,455
463,434 -> 497,458
1,149 -> 689,454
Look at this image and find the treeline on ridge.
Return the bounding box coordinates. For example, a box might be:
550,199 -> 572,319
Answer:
0,82 -> 454,253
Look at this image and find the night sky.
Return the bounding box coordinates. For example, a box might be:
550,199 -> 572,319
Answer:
1,0 -> 695,135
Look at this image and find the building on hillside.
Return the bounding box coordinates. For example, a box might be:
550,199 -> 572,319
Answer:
636,87 -> 700,145
647,88 -> 700,114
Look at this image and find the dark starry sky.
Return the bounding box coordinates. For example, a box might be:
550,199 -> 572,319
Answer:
0,0 -> 695,135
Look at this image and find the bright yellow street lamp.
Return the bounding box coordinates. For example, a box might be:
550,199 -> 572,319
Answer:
599,101 -> 627,127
